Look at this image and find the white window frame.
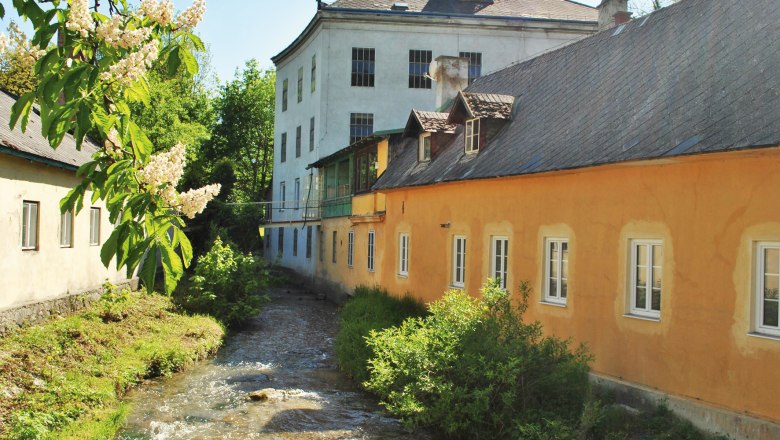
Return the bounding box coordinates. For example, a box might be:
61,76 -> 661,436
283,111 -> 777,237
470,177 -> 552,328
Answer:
60,210 -> 73,248
367,230 -> 375,272
756,242 -> 780,337
294,178 -> 300,210
419,132 -> 431,162
347,229 -> 354,267
280,181 -> 286,211
465,118 -> 480,153
21,201 -> 39,250
629,239 -> 663,319
399,233 -> 409,276
491,236 -> 509,290
89,207 -> 101,246
452,235 -> 466,288
544,238 -> 568,305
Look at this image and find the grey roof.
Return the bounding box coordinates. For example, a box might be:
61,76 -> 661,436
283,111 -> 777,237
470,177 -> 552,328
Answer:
0,92 -> 98,171
374,0 -> 780,191
326,0 -> 598,22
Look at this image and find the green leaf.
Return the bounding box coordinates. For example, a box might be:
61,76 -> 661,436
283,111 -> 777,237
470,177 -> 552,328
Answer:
160,239 -> 183,294
180,48 -> 199,77
139,245 -> 158,293
167,46 -> 181,77
129,120 -> 153,163
101,227 -> 120,268
9,92 -> 35,132
187,33 -> 206,52
175,228 -> 193,268
76,160 -> 98,178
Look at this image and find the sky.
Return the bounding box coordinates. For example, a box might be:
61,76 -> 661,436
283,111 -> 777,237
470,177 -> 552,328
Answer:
0,0 -> 671,84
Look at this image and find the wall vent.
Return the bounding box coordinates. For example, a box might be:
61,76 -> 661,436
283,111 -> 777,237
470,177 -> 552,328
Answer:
391,2 -> 409,10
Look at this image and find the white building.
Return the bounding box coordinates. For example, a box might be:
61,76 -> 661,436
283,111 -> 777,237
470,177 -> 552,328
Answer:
269,0 -> 599,276
0,92 -> 132,332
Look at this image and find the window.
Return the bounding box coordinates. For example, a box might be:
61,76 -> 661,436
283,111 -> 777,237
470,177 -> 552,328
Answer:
544,238 -> 568,304
465,118 -> 480,153
332,231 -> 337,263
409,50 -> 432,89
347,229 -> 354,267
294,178 -> 300,210
280,132 -> 287,163
293,228 -> 298,257
60,210 -> 73,248
349,113 -> 373,145
21,201 -> 39,250
297,67 -> 303,103
279,181 -> 286,211
282,79 -> 288,111
319,226 -> 324,262
306,226 -> 312,259
459,52 -> 482,85
89,207 -> 101,246
419,132 -> 431,162
309,117 -> 315,152
757,243 -> 780,336
354,145 -> 378,193
399,233 -> 409,276
491,236 -> 509,290
295,126 -> 302,158
452,236 -> 466,287
368,230 -> 375,272
311,54 -> 317,93
351,47 -> 375,87
278,227 -> 285,257
629,240 -> 662,318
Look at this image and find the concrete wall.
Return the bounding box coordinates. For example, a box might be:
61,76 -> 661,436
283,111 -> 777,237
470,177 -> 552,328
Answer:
0,154 -> 132,314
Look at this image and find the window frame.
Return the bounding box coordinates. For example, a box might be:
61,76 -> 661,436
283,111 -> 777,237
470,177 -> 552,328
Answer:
452,235 -> 466,288
419,132 -> 431,162
309,117 -> 315,152
458,51 -> 482,85
408,49 -> 432,89
465,118 -> 480,153
295,125 -> 302,158
629,239 -> 663,319
278,227 -> 284,257
293,228 -> 298,257
311,54 -> 317,93
399,233 -> 409,276
21,200 -> 39,251
347,229 -> 354,267
306,226 -> 313,259
351,47 -> 375,87
756,242 -> 780,337
279,181 -> 286,211
282,78 -> 288,111
297,66 -> 303,103
353,144 -> 378,194
60,209 -> 74,248
349,112 -> 374,145
491,236 -> 509,290
280,132 -> 287,163
294,178 -> 300,210
543,238 -> 568,305
332,230 -> 337,264
89,207 -> 101,246
367,229 -> 375,272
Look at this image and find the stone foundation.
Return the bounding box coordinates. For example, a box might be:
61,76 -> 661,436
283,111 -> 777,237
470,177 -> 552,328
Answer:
0,279 -> 139,335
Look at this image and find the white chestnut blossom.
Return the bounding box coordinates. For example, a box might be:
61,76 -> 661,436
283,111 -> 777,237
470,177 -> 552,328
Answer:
177,184 -> 221,219
0,33 -> 9,54
106,128 -> 122,153
66,0 -> 95,38
175,0 -> 206,30
139,0 -> 175,26
97,15 -> 152,49
100,39 -> 159,86
137,143 -> 186,194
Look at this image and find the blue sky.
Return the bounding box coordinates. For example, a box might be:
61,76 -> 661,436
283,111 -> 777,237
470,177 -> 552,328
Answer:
2,0 -> 670,84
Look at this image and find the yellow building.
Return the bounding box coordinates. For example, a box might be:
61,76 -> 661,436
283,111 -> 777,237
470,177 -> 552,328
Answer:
311,1 -> 780,438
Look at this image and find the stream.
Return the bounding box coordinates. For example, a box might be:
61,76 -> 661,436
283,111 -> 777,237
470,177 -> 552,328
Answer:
118,286 -> 426,439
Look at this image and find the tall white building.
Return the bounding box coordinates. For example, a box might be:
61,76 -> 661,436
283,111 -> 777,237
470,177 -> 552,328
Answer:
269,0 -> 598,276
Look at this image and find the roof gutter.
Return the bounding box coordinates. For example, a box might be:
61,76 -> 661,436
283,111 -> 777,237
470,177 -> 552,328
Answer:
0,145 -> 79,172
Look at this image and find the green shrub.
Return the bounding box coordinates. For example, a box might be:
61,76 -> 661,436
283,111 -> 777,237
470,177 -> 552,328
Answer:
363,279 -> 592,439
180,237 -> 270,327
335,286 -> 426,383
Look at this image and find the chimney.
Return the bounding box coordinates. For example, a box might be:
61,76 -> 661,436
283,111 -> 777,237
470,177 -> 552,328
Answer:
598,0 -> 630,31
430,56 -> 469,111
317,0 -> 324,10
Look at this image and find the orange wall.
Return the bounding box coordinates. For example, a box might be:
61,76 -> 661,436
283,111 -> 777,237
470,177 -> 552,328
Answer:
362,147 -> 780,423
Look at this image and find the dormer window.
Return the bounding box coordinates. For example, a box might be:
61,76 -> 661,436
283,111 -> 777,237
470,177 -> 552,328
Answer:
419,132 -> 431,161
465,118 -> 480,153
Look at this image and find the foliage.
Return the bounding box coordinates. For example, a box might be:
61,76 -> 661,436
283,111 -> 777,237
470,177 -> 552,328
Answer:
335,286 -> 427,383
0,283 -> 224,439
0,22 -> 38,96
1,0 -> 217,294
363,280 -> 592,439
180,237 -> 270,327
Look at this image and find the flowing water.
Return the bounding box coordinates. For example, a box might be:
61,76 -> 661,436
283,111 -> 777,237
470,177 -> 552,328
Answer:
119,287 -> 426,440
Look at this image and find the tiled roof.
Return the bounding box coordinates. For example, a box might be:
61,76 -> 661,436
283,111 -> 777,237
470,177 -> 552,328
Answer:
326,0 -> 598,22
456,92 -> 515,120
374,0 -> 780,190
0,92 -> 98,170
410,110 -> 457,134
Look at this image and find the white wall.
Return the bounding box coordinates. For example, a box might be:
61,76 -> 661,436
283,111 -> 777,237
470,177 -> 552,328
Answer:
0,155 -> 131,311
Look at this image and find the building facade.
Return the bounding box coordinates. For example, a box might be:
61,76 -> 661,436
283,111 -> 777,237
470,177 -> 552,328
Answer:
311,0 -> 780,437
268,0 -> 599,275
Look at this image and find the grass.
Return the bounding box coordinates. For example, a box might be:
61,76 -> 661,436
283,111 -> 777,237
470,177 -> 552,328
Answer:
0,284 -> 225,439
334,285 -> 427,383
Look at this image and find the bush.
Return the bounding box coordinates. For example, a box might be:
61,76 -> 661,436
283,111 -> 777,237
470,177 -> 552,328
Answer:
335,286 -> 426,383
179,237 -> 269,327
363,280 -> 592,439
